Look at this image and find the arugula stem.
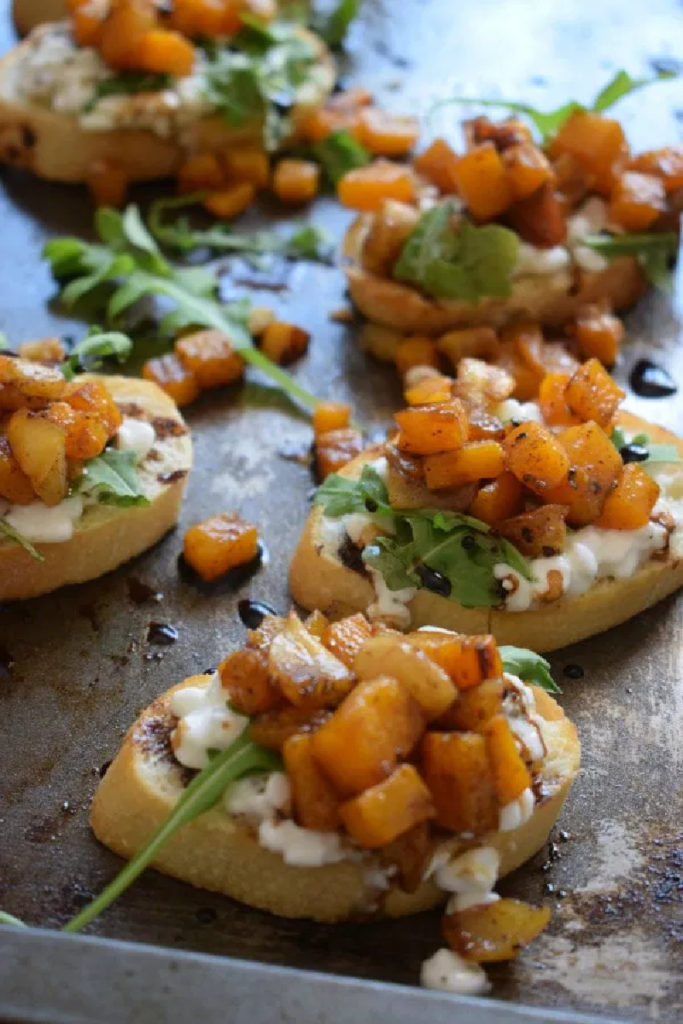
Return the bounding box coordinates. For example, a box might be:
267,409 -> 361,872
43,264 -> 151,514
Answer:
240,345 -> 320,410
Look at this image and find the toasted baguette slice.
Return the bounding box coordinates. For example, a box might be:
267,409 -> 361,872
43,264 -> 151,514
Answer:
343,213 -> 647,334
91,673 -> 579,923
0,23 -> 334,184
12,0 -> 65,34
0,376 -> 192,600
290,412 -> 683,652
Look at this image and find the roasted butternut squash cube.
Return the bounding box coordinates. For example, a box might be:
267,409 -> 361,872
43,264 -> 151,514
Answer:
465,115 -> 532,150
443,898 -> 551,962
411,633 -> 503,691
142,353 -> 200,407
326,87 -> 373,113
62,378 -> 122,436
421,731 -> 498,834
538,372 -> 580,427
338,160 -> 416,212
170,0 -> 242,38
595,463 -> 660,530
268,612 -> 355,709
361,199 -> 419,275
311,676 -> 425,797
381,821 -> 433,894
0,355 -> 65,401
628,146 -> 683,193
218,647 -> 280,715
312,401 -> 351,437
564,358 -> 624,428
499,503 -> 568,558
423,441 -> 505,491
72,3 -> 105,46
573,309 -> 624,368
414,137 -> 459,193
354,634 -> 457,720
16,337 -> 66,363
175,329 -> 245,389
183,513 -> 259,582
203,183 -> 256,219
545,420 -> 623,526
394,337 -> 440,377
283,733 -> 340,831
301,107 -> 361,143
259,321 -> 310,365
504,421 -> 571,495
272,159 -> 320,203
549,110 -> 628,194
0,435 -> 35,504
46,402 -> 108,461
503,142 -> 555,200
484,714 -> 531,805
468,472 -> 524,525
249,705 -> 329,752
437,326 -> 500,369
506,182 -> 567,247
355,109 -> 420,158
136,29 -> 195,76
222,147 -> 270,189
177,152 -> 225,193
452,143 -> 513,220
315,428 -> 364,481
340,764 -> 435,849
321,613 -> 373,668
608,171 -> 666,232
86,159 -> 128,208
437,678 -> 505,733
395,399 -> 469,455
403,373 -> 453,407
7,408 -> 68,506
99,0 -> 157,70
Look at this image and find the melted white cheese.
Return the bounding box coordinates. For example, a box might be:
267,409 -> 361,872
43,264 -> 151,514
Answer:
226,772 -> 291,820
258,819 -> 346,867
170,673 -> 248,771
367,567 -> 416,628
495,398 -> 543,425
420,948 -> 491,995
515,243 -> 571,276
567,198 -> 609,272
499,786 -> 535,832
434,846 -> 501,913
116,417 -> 156,461
3,495 -> 84,543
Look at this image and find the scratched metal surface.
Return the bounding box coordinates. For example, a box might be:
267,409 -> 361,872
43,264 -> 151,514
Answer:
0,1 -> 682,1022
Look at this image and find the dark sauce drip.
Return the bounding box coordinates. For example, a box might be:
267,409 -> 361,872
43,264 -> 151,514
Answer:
563,663 -> 584,680
98,760 -> 112,778
157,469 -> 188,484
147,622 -> 179,646
416,564 -> 452,598
177,544 -> 266,595
238,599 -> 279,630
620,443 -> 649,464
127,577 -> 163,605
630,359 -> 678,398
0,645 -> 15,683
337,534 -> 366,575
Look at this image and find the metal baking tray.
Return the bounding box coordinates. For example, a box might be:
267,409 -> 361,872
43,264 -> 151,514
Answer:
0,1 -> 681,1022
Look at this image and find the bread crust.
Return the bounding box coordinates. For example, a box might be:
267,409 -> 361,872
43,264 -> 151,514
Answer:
0,25 -> 334,184
90,675 -> 579,922
343,214 -> 647,334
0,375 -> 192,601
289,412 -> 683,651
12,0 -> 65,35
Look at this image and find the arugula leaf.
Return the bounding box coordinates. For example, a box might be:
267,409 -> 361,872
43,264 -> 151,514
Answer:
0,519 -> 45,562
61,330 -> 133,381
581,232 -> 679,290
314,464 -> 393,517
499,646 -> 561,694
592,69 -> 675,112
75,449 -> 150,508
313,129 -> 371,184
393,203 -> 519,302
311,0 -> 362,47
0,332 -> 9,350
91,71 -> 171,104
63,730 -> 280,933
0,911 -> 26,927
609,428 -> 681,468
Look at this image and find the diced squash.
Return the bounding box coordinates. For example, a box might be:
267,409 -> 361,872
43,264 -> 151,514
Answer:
545,420 -> 623,527
315,428 -> 364,480
503,142 -> 555,200
62,378 -> 122,436
311,676 -> 425,797
628,146 -> 683,193
423,441 -> 505,491
436,327 -> 500,369
354,634 -> 457,720
268,612 -> 355,709
183,512 -> 259,581
177,152 -> 225,193
549,110 -> 628,194
405,374 -> 454,407
506,182 -> 567,247
0,356 -> 65,401
170,0 -> 242,37
465,116 -> 532,151
304,609 -> 328,639
99,0 -> 157,70
259,321 -> 310,364
340,764 -> 435,849
71,1 -> 105,46
203,182 -> 256,219
437,678 -> 504,733
46,402 -> 108,461
246,613 -> 287,652
250,705 -> 329,752
553,151 -> 591,206
272,158 -> 320,203
355,109 -> 420,157
421,731 -> 498,834
468,472 -> 524,525
494,340 -> 544,402
283,733 -> 340,831
395,399 -> 469,455
595,463 -> 660,530
395,337 -> 440,377
136,29 -> 195,76
218,647 -> 280,715
411,633 -> 503,691
413,137 -> 459,192
457,356 -> 515,404
7,408 -> 68,507
452,142 -> 513,220
142,353 -> 200,407
86,159 -> 128,208
321,613 -> 373,668
0,435 -> 35,504
361,199 -> 419,275
175,329 -> 245,389
381,821 -> 433,894
338,160 -> 416,212
17,337 -> 66,363
361,322 -> 403,363
301,106 -> 361,142
564,358 -> 625,428
573,309 -> 624,368
312,401 -> 351,437
222,147 -> 270,189
499,504 -> 568,558
443,898 -> 551,962
504,421 -> 571,495
538,372 -> 580,427
326,87 -> 373,113
484,714 -> 532,805
608,171 -> 666,232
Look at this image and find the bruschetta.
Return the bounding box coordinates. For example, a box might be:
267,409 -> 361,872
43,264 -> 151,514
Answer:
0,356 -> 192,600
91,610 -> 579,989
0,5 -> 334,188
290,357 -> 683,651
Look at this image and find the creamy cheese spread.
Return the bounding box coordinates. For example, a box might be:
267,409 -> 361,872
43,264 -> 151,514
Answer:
116,417 -> 156,460
1,495 -> 84,543
499,786 -> 535,832
420,948 -> 491,995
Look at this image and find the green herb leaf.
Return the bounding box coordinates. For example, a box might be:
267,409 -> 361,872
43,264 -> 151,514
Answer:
609,428 -> 681,468
312,0 -> 362,46
313,129 -> 371,184
92,71 -> 171,103
394,202 -> 519,302
61,330 -> 133,381
63,730 -> 281,933
75,449 -> 150,508
0,519 -> 45,561
499,646 -> 561,694
581,232 -> 679,290
0,331 -> 9,350
314,465 -> 392,517
592,69 -> 676,113
0,910 -> 27,927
